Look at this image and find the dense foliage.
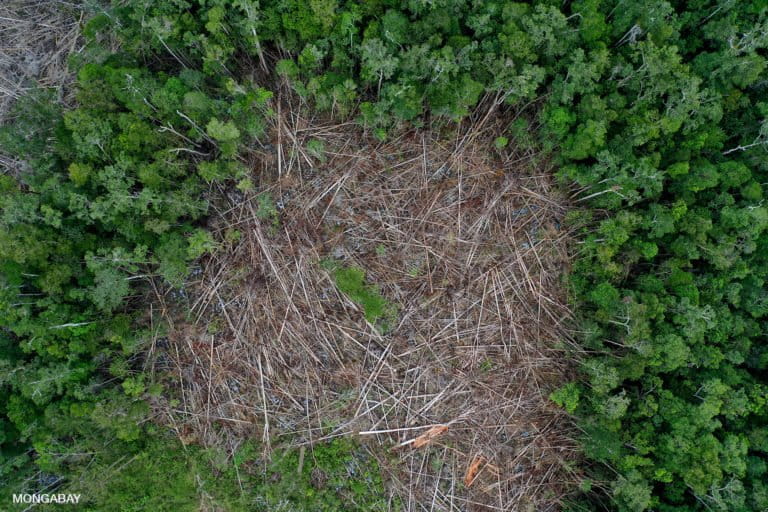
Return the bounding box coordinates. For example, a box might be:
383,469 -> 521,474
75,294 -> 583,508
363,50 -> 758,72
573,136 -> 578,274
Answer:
1,0 -> 767,510
549,4 -> 768,511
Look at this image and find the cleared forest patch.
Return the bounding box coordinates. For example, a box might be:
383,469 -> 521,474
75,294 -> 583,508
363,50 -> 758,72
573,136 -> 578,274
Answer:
0,0 -> 82,120
152,93 -> 581,511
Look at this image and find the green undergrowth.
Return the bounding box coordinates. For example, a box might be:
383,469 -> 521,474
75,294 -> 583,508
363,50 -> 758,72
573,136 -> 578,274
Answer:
4,434 -> 389,512
323,260 -> 397,332
250,438 -> 393,512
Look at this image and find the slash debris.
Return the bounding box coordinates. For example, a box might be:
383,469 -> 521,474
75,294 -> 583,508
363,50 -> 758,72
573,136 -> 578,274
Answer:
152,89 -> 583,511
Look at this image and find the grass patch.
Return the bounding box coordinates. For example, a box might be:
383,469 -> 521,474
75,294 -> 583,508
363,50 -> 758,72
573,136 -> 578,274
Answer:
324,261 -> 397,332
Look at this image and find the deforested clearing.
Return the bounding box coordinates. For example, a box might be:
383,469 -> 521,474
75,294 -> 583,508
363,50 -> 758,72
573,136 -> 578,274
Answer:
151,91 -> 581,511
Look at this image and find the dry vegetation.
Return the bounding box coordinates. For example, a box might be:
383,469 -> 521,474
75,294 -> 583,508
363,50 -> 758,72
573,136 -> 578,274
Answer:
0,0 -> 83,120
150,90 -> 583,511
0,0 -> 84,181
